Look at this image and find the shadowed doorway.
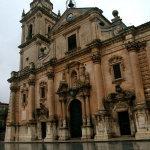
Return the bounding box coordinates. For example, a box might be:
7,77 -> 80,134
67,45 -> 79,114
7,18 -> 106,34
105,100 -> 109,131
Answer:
70,99 -> 82,138
41,122 -> 46,139
118,111 -> 131,135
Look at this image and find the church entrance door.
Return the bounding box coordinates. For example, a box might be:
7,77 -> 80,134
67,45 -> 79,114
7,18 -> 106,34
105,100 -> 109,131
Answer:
41,122 -> 46,139
70,99 -> 82,138
118,111 -> 131,135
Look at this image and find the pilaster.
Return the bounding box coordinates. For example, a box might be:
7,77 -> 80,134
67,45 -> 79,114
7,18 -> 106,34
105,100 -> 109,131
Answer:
91,52 -> 105,111
94,111 -> 112,141
126,41 -> 145,104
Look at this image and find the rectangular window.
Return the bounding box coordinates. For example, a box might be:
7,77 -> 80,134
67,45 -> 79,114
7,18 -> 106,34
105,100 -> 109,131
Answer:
41,87 -> 45,98
68,34 -> 77,51
113,64 -> 122,79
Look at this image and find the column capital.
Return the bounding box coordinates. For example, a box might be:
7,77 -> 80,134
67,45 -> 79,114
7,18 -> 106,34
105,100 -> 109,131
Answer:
28,79 -> 35,85
91,53 -> 101,63
126,41 -> 146,52
46,71 -> 54,79
10,86 -> 20,92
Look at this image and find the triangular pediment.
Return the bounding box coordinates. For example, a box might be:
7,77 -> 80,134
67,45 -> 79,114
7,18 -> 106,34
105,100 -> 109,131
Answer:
52,7 -> 98,32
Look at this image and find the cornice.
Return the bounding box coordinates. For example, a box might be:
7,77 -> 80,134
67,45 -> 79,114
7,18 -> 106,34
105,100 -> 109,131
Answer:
18,34 -> 50,49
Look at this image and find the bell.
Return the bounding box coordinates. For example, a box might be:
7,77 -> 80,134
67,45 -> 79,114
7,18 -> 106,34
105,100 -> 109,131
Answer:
68,0 -> 74,8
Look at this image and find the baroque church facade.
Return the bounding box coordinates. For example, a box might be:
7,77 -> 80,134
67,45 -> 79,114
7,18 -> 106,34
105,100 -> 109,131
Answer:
5,0 -> 150,141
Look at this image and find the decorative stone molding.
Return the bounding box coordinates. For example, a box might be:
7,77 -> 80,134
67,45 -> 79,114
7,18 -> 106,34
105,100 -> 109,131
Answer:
35,103 -> 49,120
10,85 -> 20,92
126,41 -> 146,52
21,83 -> 28,108
28,79 -> 35,85
106,85 -> 135,104
108,55 -> 125,84
91,53 -> 101,63
46,71 -> 54,79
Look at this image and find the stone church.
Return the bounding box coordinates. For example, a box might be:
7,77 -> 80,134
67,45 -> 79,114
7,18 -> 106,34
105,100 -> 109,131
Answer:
5,0 -> 150,141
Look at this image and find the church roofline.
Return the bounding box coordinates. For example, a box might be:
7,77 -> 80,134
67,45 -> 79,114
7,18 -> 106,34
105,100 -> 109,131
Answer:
136,21 -> 150,31
30,0 -> 53,9
20,6 -> 58,23
51,7 -> 111,35
18,34 -> 50,49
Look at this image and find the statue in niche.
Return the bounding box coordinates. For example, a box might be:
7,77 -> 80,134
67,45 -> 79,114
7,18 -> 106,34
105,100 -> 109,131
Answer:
85,73 -> 90,85
73,74 -> 77,87
62,68 -> 66,81
80,64 -> 85,82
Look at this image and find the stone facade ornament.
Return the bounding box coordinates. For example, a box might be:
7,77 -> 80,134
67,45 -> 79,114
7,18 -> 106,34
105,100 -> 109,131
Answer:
35,103 -> 49,120
107,85 -> 135,104
46,71 -> 54,79
91,52 -> 101,63
126,41 -> 146,52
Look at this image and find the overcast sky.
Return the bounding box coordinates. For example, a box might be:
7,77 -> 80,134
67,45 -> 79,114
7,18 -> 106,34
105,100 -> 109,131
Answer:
0,0 -> 149,103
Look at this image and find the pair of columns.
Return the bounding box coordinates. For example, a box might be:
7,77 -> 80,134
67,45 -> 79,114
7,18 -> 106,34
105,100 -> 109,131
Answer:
81,94 -> 93,139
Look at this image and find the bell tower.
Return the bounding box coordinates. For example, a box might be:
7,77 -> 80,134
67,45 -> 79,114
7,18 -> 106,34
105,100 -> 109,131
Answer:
19,0 -> 58,70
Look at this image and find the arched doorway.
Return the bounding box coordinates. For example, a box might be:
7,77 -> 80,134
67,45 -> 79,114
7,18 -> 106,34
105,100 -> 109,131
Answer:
70,99 -> 82,138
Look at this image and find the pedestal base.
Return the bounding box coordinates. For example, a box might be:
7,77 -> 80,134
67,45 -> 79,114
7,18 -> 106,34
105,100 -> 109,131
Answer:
59,127 -> 69,140
5,126 -> 15,142
44,121 -> 57,141
94,133 -> 112,141
135,131 -> 150,139
82,126 -> 93,140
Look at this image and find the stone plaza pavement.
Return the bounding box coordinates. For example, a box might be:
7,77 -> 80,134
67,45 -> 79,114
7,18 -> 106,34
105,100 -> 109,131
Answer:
1,138 -> 150,150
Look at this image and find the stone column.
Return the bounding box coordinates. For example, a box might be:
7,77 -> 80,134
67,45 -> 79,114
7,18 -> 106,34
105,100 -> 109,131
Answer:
126,42 -> 145,104
45,71 -> 57,141
126,41 -> 150,139
58,97 -> 69,140
91,52 -> 105,111
9,84 -> 18,123
81,95 -> 86,126
81,95 -> 86,139
47,71 -> 55,118
28,76 -> 35,121
85,95 -> 91,126
85,95 -> 93,139
5,81 -> 19,142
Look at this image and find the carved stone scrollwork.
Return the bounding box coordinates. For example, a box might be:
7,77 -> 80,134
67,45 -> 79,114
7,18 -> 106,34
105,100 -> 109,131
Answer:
106,85 -> 135,104
35,103 -> 49,120
91,53 -> 101,63
10,85 -> 20,92
28,79 -> 35,85
46,71 -> 54,79
126,41 -> 146,52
